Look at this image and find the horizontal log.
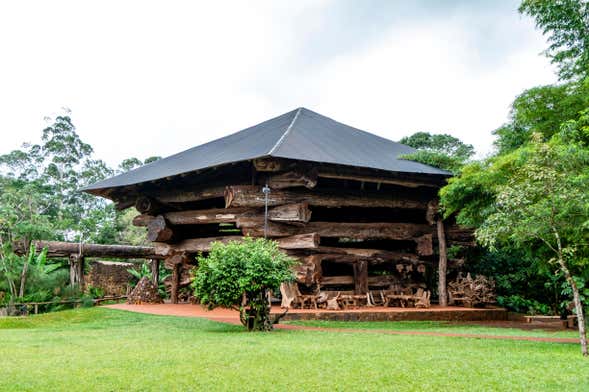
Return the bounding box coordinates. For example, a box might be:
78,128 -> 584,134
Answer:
264,170 -> 317,189
415,234 -> 433,256
239,220 -> 431,240
154,233 -> 320,256
309,247 -> 419,263
147,215 -> 174,242
147,186 -> 227,204
135,197 -> 164,214
14,240 -> 162,259
275,233 -> 319,249
134,203 -> 311,227
253,158 -> 293,172
157,208 -> 250,225
317,166 -> 442,188
267,202 -> 311,224
224,185 -> 427,210
322,275 -> 354,285
155,236 -> 242,256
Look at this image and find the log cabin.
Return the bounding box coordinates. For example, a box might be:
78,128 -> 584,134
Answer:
82,107 -> 471,305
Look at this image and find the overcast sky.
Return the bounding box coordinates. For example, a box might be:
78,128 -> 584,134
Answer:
0,0 -> 556,167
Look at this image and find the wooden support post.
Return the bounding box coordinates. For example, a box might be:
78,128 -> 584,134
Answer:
437,219 -> 448,307
354,260 -> 369,295
68,254 -> 85,291
150,259 -> 160,286
79,256 -> 85,292
171,263 -> 180,304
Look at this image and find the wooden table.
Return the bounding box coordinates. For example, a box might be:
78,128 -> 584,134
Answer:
337,294 -> 368,309
384,294 -> 415,308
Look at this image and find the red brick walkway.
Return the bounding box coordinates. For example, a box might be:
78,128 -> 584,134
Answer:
104,303 -> 579,344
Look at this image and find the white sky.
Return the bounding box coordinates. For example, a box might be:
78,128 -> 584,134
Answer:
0,0 -> 556,167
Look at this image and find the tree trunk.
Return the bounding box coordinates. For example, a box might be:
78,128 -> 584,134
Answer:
150,259 -> 160,286
18,260 -> 29,298
558,259 -> 588,356
437,219 -> 448,307
171,263 -> 180,304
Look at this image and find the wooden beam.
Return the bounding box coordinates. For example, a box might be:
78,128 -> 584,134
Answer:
317,166 -> 441,188
239,220 -> 431,240
264,170 -> 318,189
225,185 -> 427,209
15,240 -> 162,259
154,233 -> 320,257
135,197 -> 164,214
306,247 -> 420,263
134,203 -> 311,227
253,158 -> 292,172
267,202 -> 311,224
147,215 -> 174,242
415,234 -> 433,256
146,186 -> 227,204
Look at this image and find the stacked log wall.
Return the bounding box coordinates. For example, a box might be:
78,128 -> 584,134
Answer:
127,159 -> 472,302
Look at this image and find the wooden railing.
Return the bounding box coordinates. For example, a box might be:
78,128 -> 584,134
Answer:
8,296 -> 127,315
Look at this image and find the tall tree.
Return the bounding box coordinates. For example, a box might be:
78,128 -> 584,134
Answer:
475,135 -> 589,355
520,0 -> 589,80
0,110 -> 115,243
493,80 -> 589,154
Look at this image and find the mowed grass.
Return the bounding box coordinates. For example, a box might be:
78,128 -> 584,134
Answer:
285,320 -> 579,339
0,308 -> 587,391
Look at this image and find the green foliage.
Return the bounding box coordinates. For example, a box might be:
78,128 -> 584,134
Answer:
497,295 -> 552,315
0,109 -> 115,243
399,132 -> 474,173
127,262 -> 170,298
118,156 -> 162,173
399,132 -> 475,161
0,243 -> 68,307
520,0 -> 589,80
192,237 -> 295,331
493,80 -> 589,153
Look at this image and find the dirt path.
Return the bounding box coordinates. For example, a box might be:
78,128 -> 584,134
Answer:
104,303 -> 578,344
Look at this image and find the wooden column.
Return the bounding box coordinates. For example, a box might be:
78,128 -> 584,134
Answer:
68,254 -> 85,291
437,219 -> 448,307
354,260 -> 368,295
171,263 -> 180,304
150,259 -> 160,286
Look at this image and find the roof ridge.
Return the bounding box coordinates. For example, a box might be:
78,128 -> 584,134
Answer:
267,107 -> 302,155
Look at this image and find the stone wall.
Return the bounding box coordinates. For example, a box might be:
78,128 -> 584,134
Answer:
87,261 -> 137,296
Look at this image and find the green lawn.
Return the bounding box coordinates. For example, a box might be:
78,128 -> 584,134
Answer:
285,320 -> 579,339
0,308 -> 587,391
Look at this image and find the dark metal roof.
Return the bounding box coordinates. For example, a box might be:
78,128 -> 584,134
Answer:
83,107 -> 450,192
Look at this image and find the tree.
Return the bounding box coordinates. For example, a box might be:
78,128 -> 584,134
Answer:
192,238 -> 295,331
117,156 -> 161,174
520,0 -> 589,80
473,135 -> 589,356
399,132 -> 474,173
0,110 -> 115,243
493,80 -> 589,154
